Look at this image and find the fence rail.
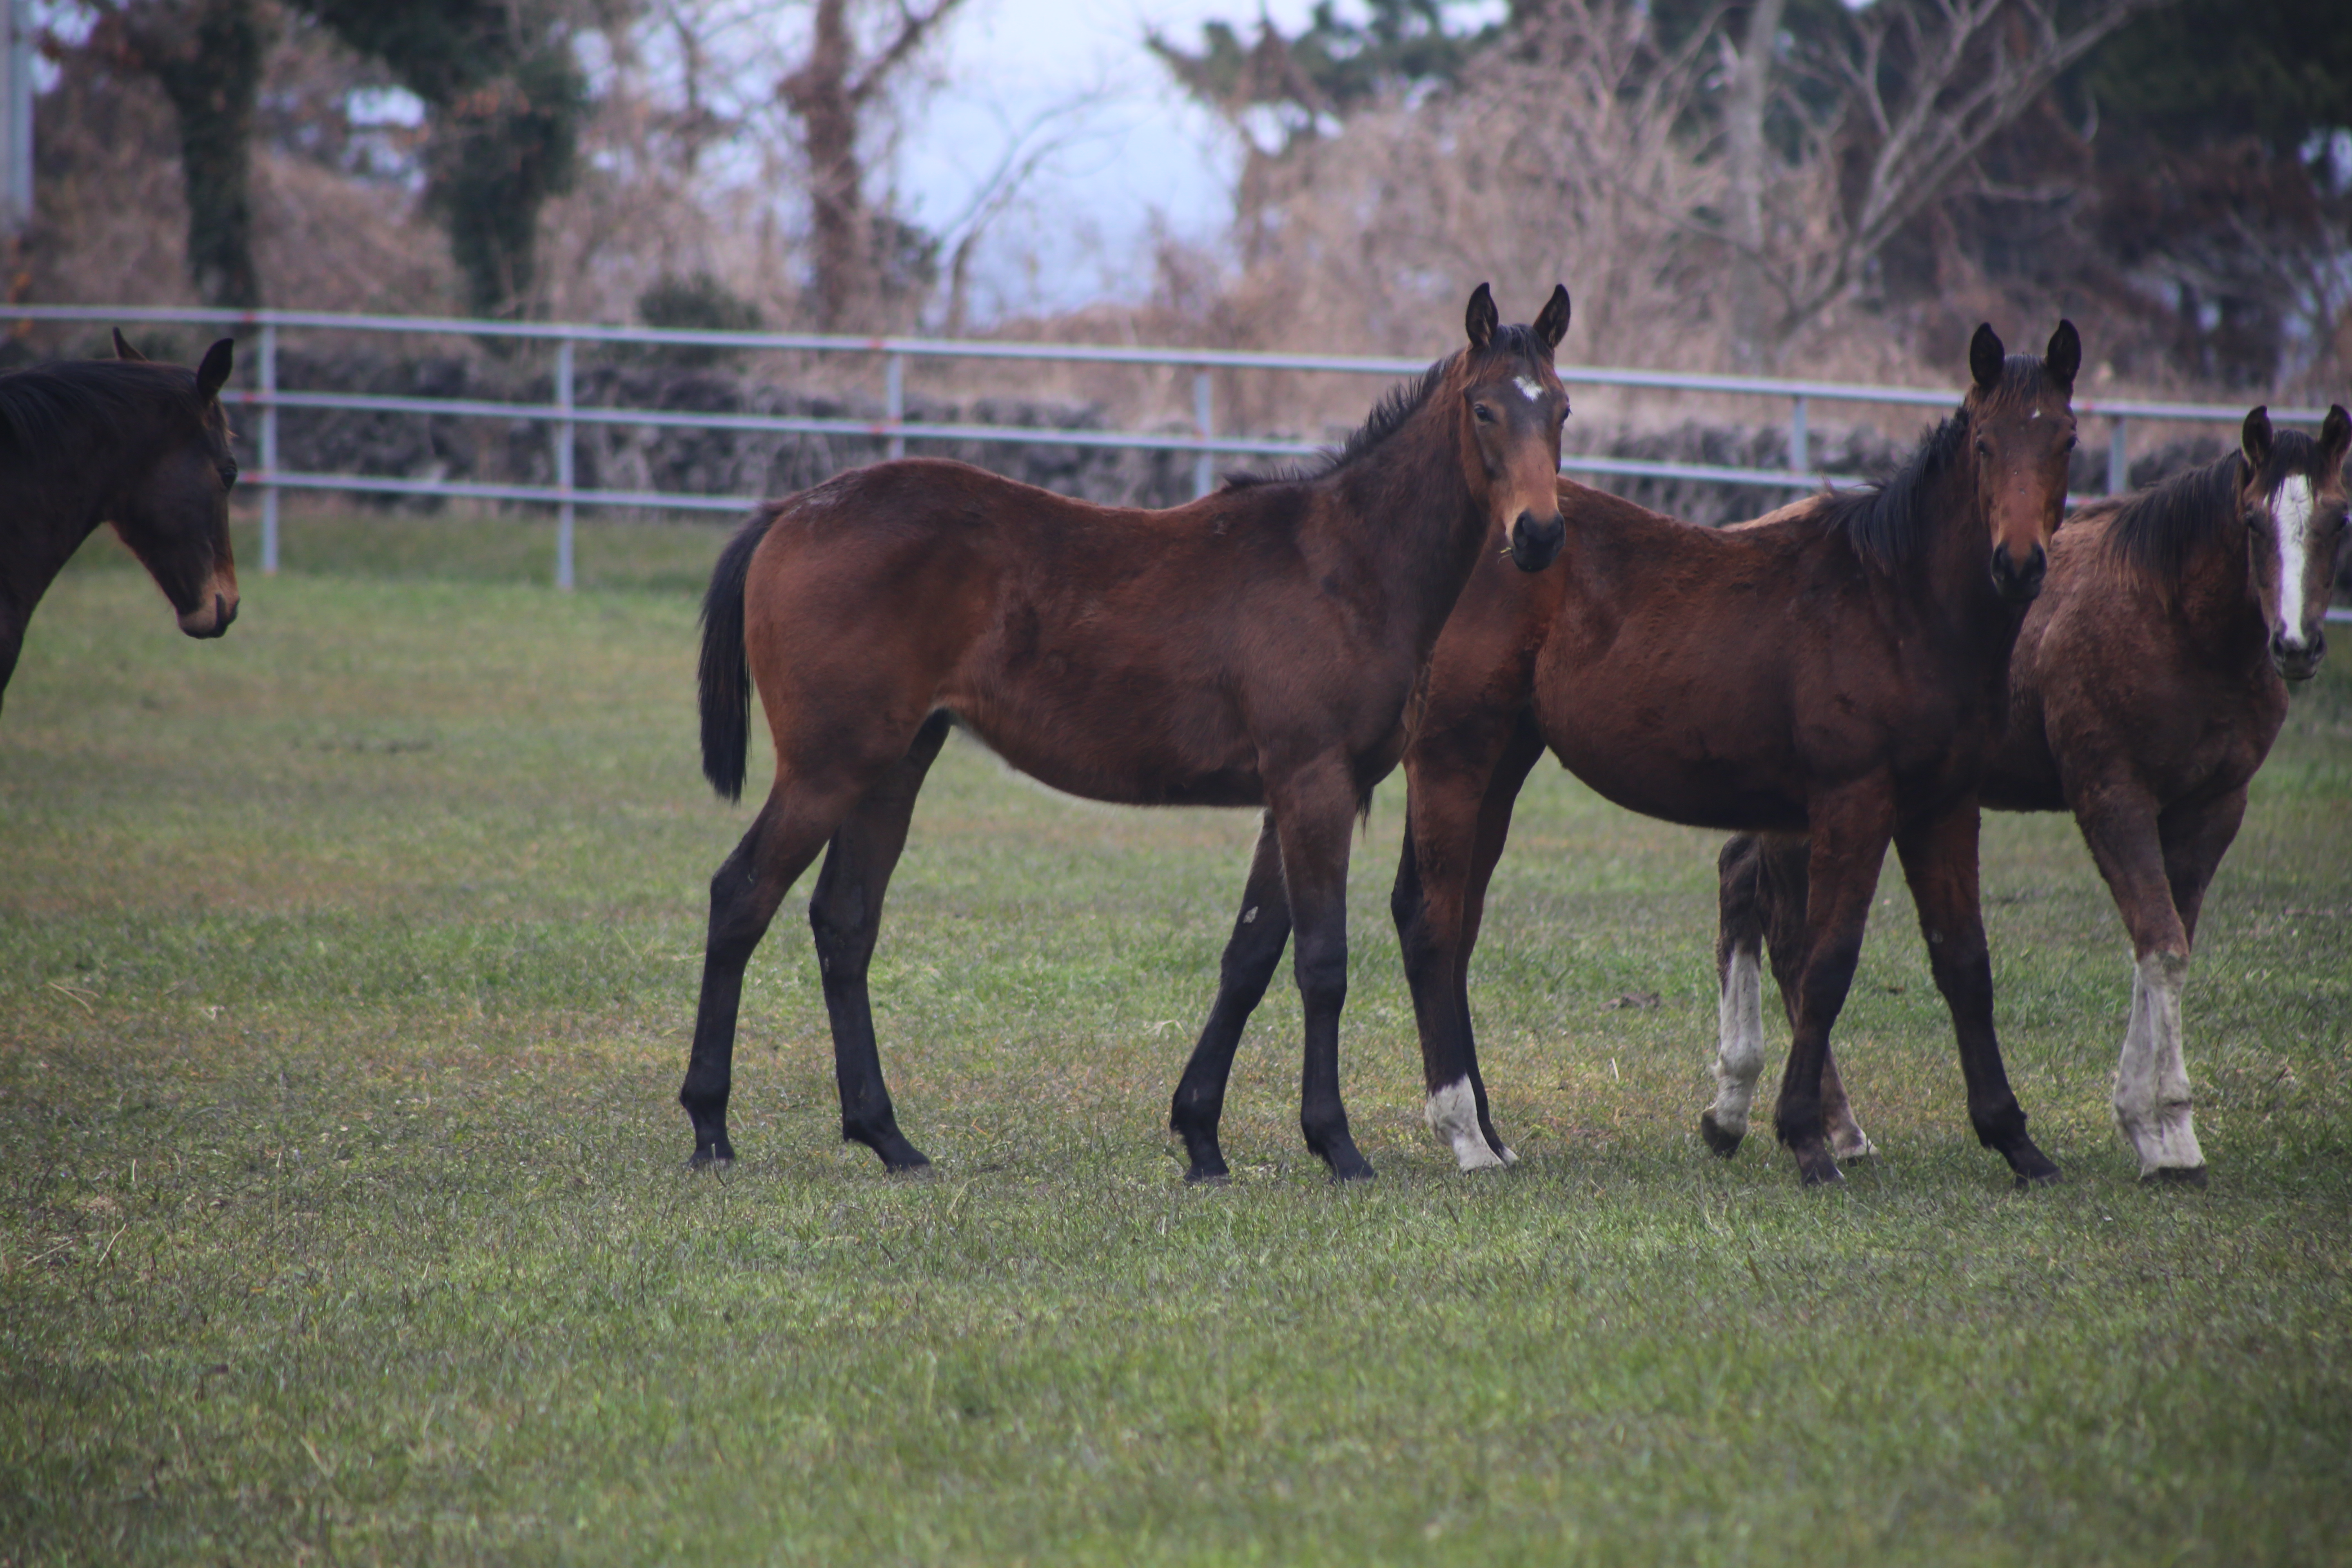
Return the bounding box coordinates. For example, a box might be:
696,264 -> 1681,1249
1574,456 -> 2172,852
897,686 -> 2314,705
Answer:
10,303 -> 2341,598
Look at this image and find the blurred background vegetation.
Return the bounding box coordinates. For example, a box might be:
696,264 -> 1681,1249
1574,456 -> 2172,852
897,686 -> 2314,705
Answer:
3,0 -> 2346,401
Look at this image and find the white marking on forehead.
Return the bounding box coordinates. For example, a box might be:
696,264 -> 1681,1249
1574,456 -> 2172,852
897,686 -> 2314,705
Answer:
1513,375 -> 1544,401
2271,475 -> 2315,647
2029,408 -> 2040,419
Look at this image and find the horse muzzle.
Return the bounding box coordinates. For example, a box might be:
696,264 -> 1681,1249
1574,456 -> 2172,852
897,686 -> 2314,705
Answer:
178,592 -> 239,639
1508,509 -> 1565,573
2272,626 -> 2325,682
1990,542 -> 2047,606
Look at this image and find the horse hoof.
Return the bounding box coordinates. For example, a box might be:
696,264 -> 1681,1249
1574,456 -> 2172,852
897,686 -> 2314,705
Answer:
1699,1112 -> 1744,1160
1323,1147 -> 1377,1183
1793,1146 -> 1844,1186
2142,1164 -> 2208,1188
685,1152 -> 732,1173
1186,1167 -> 1231,1187
2004,1143 -> 2061,1187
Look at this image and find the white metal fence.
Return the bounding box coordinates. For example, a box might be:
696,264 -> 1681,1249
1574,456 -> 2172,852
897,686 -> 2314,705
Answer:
9,303 -> 2340,598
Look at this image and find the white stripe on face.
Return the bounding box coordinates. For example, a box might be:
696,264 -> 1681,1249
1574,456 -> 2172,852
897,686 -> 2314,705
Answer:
1513,375 -> 1544,402
2272,475 -> 2315,647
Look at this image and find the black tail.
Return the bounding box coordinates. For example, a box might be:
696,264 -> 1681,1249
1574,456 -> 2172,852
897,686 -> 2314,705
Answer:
699,508 -> 775,801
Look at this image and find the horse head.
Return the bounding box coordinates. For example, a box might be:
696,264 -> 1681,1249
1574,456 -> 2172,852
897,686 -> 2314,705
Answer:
1457,283 -> 1572,573
1964,320 -> 2079,605
112,334 -> 242,639
2237,403 -> 2350,682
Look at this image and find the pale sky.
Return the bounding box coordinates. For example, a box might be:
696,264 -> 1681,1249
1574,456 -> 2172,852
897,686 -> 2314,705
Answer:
891,0 -> 1331,316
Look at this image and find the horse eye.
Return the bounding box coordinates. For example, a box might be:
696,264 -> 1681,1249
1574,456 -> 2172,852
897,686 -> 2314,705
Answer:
1975,440 -> 1991,459
1472,403 -> 1495,424
2064,435 -> 2078,452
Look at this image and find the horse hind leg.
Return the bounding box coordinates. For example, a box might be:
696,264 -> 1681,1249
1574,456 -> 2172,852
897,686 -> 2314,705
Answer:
808,713 -> 954,1172
682,786 -> 859,1168
1168,814 -> 1292,1184
1703,835 -> 1771,1158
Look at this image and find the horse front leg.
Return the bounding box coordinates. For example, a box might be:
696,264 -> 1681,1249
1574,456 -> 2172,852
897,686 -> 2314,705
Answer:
1169,813 -> 1292,1183
2123,788 -> 2247,1186
2072,784 -> 2211,1181
1394,715 -> 1539,1171
806,714 -> 952,1172
1271,760 -> 1372,1181
1772,785 -> 1896,1186
1895,802 -> 2059,1186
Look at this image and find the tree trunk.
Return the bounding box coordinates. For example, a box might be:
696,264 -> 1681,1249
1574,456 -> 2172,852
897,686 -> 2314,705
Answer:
135,0 -> 267,310
780,0 -> 866,331
1722,0 -> 1787,372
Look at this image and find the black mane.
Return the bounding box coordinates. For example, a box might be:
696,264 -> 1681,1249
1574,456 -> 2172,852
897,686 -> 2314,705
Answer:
1809,405 -> 1970,572
2099,427 -> 2331,583
0,359 -> 201,466
2099,449 -> 2245,583
1221,325 -> 1552,491
1806,355 -> 2056,571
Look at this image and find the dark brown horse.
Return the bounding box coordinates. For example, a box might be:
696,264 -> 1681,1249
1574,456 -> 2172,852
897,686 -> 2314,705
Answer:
0,332 -> 241,713
684,285 -> 1573,1177
1173,323 -> 2080,1186
1710,403 -> 2351,1183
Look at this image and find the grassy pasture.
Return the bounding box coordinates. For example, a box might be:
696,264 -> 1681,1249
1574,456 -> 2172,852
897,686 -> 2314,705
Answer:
2,512 -> 2349,1565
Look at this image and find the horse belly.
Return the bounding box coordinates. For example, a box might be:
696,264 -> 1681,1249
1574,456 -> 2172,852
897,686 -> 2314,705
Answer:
1544,708 -> 1808,833
947,667 -> 1265,808
1536,634 -> 1809,832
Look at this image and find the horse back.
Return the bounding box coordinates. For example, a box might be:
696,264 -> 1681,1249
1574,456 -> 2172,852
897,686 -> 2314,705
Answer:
741,460 -> 1428,806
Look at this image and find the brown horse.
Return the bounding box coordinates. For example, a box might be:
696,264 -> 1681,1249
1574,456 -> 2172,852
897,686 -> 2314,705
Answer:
1172,323 -> 2080,1186
1710,403 -> 2351,1183
684,285 -> 1573,1177
0,331 -> 241,714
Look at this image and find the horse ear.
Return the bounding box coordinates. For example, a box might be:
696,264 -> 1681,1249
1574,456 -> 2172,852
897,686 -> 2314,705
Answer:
2241,406 -> 2273,472
195,338 -> 234,403
2044,320 -> 2080,389
1532,284 -> 1572,354
1465,283 -> 1497,351
112,327 -> 149,362
1968,324 -> 2005,392
2319,404 -> 2351,474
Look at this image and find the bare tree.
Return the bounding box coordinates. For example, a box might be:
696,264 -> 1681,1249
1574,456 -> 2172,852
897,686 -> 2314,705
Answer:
775,0 -> 964,330
1715,0 -> 2173,366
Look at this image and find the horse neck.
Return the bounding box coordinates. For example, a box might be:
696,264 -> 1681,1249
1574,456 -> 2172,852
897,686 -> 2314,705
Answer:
1327,415 -> 1490,644
2167,501 -> 2269,664
1905,427 -> 2016,655
0,442 -> 118,628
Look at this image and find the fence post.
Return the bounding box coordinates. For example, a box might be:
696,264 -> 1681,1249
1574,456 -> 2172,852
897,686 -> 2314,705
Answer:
2106,416 -> 2128,495
258,321 -> 279,575
886,352 -> 905,461
1192,370 -> 1213,499
552,338 -> 575,590
1789,394 -> 1809,479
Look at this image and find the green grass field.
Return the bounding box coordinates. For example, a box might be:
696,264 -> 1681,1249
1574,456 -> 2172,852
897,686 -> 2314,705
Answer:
4,513 -> 2348,1565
